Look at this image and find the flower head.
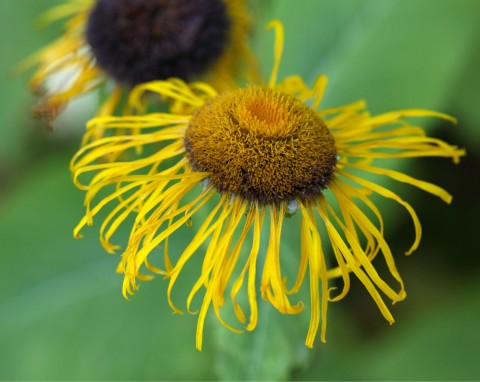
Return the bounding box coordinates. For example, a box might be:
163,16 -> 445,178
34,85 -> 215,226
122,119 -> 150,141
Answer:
21,0 -> 257,123
71,21 -> 465,350
185,85 -> 337,203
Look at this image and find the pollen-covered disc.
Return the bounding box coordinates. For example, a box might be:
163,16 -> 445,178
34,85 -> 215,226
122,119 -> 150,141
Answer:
185,86 -> 337,204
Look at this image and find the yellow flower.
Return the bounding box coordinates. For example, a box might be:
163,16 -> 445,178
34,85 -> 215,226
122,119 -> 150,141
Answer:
71,21 -> 465,350
21,0 -> 257,124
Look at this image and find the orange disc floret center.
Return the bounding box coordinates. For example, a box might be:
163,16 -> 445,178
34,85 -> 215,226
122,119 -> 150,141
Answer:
184,86 -> 337,204
241,96 -> 290,137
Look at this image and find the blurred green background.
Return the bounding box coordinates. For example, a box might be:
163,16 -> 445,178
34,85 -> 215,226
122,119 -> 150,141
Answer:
1,0 -> 479,380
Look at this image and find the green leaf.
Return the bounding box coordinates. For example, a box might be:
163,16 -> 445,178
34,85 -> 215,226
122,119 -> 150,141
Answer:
0,153 -> 216,380
0,1 -> 61,165
256,0 -> 480,114
213,300 -> 313,381
293,271 -> 480,380
361,281 -> 480,380
448,23 -> 480,149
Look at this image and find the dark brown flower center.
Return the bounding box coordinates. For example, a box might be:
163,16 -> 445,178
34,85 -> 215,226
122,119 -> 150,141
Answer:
86,0 -> 230,86
185,86 -> 337,204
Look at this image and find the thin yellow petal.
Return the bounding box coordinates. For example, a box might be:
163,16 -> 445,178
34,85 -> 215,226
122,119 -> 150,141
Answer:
345,163 -> 453,203
317,199 -> 395,324
339,170 -> 421,256
266,20 -> 284,88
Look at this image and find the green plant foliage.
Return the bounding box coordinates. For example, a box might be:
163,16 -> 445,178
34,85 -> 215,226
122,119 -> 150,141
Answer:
0,155 -> 218,380
213,302 -> 312,381
259,0 -> 480,114
294,281 -> 480,380
0,1 -> 59,165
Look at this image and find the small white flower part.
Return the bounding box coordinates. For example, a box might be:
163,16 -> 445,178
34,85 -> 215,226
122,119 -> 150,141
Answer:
200,177 -> 210,191
287,199 -> 299,215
